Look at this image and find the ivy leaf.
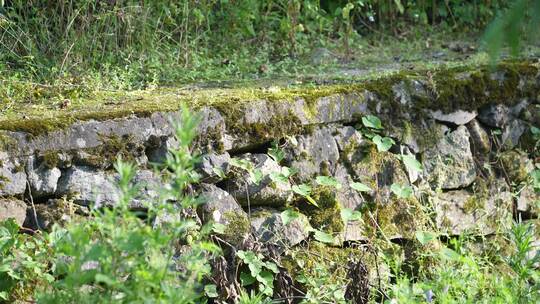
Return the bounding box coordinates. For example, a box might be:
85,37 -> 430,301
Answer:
292,184 -> 311,196
229,158 -> 252,171
281,209 -> 300,225
401,154 -> 423,173
350,182 -> 371,192
249,169 -> 264,185
441,247 -> 461,261
204,284 -> 218,298
531,169 -> 540,191
415,230 -> 437,245
340,208 -> 363,223
313,230 -> 335,244
316,176 -> 342,190
212,223 -> 226,234
362,115 -> 383,130
269,172 -> 289,185
240,272 -> 256,286
372,135 -> 394,152
268,142 -> 285,163
212,167 -> 226,179
531,126 -> 540,140
390,183 -> 413,199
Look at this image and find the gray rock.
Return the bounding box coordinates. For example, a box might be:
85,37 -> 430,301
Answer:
16,115 -> 158,157
56,166 -> 118,207
422,126 -> 476,189
199,184 -> 250,245
24,199 -> 89,230
349,151 -> 410,203
392,81 -> 411,105
286,127 -> 340,181
502,119 -> 527,149
312,93 -> 368,124
517,185 -> 540,217
478,104 -> 510,128
332,165 -> 367,242
198,152 -> 231,183
429,109 -> 477,125
0,152 -> 26,196
131,169 -> 163,208
26,156 -> 61,198
498,150 -> 534,183
521,103 -> 540,126
0,198 -> 27,226
227,154 -> 292,207
146,135 -> 179,163
467,119 -> 491,154
250,208 -> 312,251
196,106 -> 233,152
333,126 -> 364,152
435,179 -> 513,235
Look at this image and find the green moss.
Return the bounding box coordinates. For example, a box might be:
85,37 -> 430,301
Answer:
297,186 -> 344,235
367,197 -> 428,239
222,210 -> 250,245
77,134 -> 145,169
0,60 -> 537,137
40,151 -> 60,169
498,150 -> 531,182
0,174 -> 9,190
463,196 -> 485,214
282,241 -> 391,291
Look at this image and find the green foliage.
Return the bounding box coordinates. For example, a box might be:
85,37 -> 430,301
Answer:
387,221 -> 540,303
292,184 -> 318,207
313,229 -> 336,245
483,0 -> 540,61
372,135 -> 395,152
34,106 -> 220,303
315,176 -> 342,190
400,154 -> 423,173
350,181 -> 371,193
0,219 -> 53,302
236,250 -> 279,297
0,1 -> 513,89
390,183 -> 413,199
362,115 -> 384,130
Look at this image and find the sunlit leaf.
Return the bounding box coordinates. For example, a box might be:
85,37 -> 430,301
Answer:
390,183 -> 413,199
350,182 -> 371,192
362,115 -> 383,129
313,230 -> 335,244
401,154 -> 423,173
316,176 -> 342,190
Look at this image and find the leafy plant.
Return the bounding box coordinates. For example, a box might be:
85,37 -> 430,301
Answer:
362,115 -> 384,130
236,250 -> 279,296
390,183 -> 413,199
400,154 -> 423,174
350,182 -> 371,193
292,184 -> 318,207
373,135 -> 395,152
38,107 -> 220,303
0,219 -> 53,302
315,176 -> 342,190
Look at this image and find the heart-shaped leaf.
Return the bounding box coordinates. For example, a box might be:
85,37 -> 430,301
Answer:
373,135 -> 394,152
362,115 -> 383,130
390,183 -> 413,199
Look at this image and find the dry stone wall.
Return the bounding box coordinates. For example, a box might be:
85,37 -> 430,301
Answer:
0,61 -> 539,251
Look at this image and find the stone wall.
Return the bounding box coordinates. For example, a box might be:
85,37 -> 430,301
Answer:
0,61 -> 539,251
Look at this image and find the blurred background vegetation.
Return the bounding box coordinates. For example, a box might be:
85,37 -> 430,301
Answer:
0,0 -> 538,89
